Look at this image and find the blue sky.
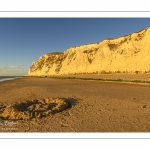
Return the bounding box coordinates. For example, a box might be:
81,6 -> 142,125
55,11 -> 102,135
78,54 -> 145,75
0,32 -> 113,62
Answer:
0,18 -> 150,76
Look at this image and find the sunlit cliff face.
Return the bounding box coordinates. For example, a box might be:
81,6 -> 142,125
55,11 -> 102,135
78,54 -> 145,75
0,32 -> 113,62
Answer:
26,26 -> 150,76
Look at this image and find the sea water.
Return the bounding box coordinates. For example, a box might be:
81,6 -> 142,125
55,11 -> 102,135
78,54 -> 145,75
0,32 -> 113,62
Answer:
0,76 -> 21,82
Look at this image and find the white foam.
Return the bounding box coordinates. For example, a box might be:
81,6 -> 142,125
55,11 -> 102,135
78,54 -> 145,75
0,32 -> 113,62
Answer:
0,77 -> 20,82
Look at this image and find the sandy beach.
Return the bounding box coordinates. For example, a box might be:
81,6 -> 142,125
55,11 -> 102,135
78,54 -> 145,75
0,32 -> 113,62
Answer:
0,76 -> 150,132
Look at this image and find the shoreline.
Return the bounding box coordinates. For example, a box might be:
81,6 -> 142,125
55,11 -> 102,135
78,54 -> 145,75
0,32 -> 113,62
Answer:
0,77 -> 22,82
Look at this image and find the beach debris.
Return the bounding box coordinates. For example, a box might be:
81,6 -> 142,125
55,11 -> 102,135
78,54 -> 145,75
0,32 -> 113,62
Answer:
0,98 -> 69,120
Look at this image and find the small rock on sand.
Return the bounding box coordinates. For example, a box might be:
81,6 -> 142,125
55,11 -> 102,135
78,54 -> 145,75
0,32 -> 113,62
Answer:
141,105 -> 146,109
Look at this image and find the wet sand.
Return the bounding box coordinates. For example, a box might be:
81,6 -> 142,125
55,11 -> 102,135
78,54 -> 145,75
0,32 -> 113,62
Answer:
0,76 -> 150,132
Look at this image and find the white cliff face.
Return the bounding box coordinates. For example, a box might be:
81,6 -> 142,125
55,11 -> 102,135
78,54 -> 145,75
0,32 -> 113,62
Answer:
26,26 -> 150,76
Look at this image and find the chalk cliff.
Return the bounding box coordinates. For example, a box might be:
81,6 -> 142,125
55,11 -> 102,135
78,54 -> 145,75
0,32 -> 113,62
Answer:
26,26 -> 150,76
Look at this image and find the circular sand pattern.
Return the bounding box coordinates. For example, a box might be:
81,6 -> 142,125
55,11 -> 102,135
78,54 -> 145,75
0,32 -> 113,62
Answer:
0,98 -> 69,120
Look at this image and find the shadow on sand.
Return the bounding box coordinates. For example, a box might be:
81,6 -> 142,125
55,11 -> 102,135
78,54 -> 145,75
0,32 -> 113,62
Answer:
58,97 -> 79,109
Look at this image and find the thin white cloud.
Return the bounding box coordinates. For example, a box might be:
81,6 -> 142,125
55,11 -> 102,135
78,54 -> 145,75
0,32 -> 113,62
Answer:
9,66 -> 18,69
0,65 -> 28,76
0,66 -> 4,69
0,66 -> 27,69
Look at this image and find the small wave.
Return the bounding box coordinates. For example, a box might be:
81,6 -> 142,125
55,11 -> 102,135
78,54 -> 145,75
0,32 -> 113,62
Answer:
0,77 -> 21,82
